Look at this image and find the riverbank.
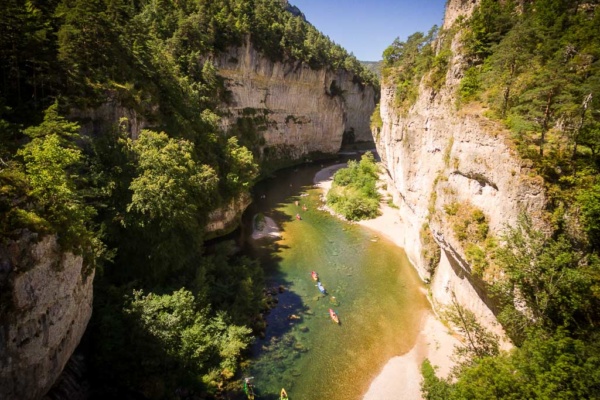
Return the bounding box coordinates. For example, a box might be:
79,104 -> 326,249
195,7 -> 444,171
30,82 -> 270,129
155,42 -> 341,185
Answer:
314,163 -> 460,400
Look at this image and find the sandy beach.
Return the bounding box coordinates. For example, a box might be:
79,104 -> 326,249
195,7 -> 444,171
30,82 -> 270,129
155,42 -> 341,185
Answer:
314,163 -> 460,400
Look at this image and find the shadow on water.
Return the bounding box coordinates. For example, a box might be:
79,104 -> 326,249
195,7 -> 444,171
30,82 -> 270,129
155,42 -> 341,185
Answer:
237,154 -> 430,400
239,161 -> 347,396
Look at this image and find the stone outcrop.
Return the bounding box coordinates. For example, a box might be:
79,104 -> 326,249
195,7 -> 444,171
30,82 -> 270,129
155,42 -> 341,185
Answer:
205,192 -> 253,239
72,98 -> 151,140
375,0 -> 545,340
442,0 -> 479,29
0,233 -> 94,400
214,39 -> 377,162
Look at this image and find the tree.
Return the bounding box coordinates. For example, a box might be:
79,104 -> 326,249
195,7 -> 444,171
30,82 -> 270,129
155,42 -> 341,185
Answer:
17,102 -> 94,248
577,184 -> 600,250
94,287 -> 253,398
224,136 -> 258,194
127,130 -> 218,230
443,292 -> 499,364
493,214 -> 599,337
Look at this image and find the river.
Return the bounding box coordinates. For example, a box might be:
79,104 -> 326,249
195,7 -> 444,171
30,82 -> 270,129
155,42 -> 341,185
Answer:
241,157 -> 430,400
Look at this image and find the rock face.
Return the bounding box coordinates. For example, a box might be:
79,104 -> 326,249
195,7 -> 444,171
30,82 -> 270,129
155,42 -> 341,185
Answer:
375,0 -> 545,339
442,0 -> 479,29
13,38 -> 375,398
0,233 -> 94,400
205,192 -> 253,239
214,39 -> 377,162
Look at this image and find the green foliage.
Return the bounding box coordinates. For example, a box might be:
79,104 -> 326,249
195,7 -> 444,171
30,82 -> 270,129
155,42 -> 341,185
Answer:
456,0 -> 600,176
192,242 -> 265,327
0,0 -> 378,397
421,359 -> 452,400
417,2 -> 600,396
383,25 -> 456,113
420,223 -> 441,275
461,0 -> 515,63
383,28 -> 437,112
127,130 -> 218,229
224,136 -> 259,194
577,184 -> 600,250
423,329 -> 600,400
459,66 -> 481,104
10,103 -> 96,251
92,286 -> 253,398
326,152 -> 381,221
493,214 -> 600,338
443,293 -> 499,363
370,103 -> 382,131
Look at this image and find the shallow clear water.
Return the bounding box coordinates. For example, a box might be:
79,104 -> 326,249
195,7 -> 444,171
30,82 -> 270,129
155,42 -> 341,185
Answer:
243,160 -> 430,400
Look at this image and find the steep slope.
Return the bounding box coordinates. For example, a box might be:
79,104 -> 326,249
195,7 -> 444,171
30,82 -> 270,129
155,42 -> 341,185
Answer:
0,234 -> 93,400
379,0 -> 600,396
0,0 -> 377,397
375,0 -> 545,338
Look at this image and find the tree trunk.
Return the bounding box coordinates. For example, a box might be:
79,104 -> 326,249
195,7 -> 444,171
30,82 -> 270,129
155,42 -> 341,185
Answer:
539,88 -> 554,157
572,93 -> 593,161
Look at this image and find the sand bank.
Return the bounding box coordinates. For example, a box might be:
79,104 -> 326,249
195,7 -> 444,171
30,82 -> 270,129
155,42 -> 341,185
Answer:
314,163 -> 460,399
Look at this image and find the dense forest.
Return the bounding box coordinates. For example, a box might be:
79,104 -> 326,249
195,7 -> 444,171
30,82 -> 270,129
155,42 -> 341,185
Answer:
0,0 -> 376,398
382,0 -> 600,398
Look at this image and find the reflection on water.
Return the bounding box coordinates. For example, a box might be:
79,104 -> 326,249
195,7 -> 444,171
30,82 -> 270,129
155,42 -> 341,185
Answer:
243,160 -> 429,400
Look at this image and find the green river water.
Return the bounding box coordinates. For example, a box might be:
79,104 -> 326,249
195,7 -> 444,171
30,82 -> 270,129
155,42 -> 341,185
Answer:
242,159 -> 431,400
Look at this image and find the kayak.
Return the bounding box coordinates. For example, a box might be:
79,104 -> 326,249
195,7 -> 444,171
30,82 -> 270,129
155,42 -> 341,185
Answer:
243,378 -> 255,400
317,281 -> 326,294
329,308 -> 340,324
311,271 -> 319,281
280,388 -> 288,399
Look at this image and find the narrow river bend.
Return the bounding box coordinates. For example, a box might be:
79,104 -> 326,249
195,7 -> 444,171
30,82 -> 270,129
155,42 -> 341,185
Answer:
242,159 -> 430,400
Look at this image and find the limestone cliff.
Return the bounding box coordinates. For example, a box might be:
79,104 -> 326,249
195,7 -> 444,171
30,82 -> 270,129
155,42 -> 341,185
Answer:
214,39 -> 377,163
205,192 -> 253,239
375,0 -> 546,339
0,233 -> 94,400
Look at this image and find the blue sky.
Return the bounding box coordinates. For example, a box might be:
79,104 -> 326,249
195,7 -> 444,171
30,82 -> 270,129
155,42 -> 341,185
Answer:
290,0 -> 447,61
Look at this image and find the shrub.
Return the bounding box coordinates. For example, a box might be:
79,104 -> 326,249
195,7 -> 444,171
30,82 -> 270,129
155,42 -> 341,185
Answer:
326,152 -> 381,221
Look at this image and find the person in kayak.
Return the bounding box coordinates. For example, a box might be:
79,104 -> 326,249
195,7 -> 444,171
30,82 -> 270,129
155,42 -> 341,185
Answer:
243,377 -> 255,400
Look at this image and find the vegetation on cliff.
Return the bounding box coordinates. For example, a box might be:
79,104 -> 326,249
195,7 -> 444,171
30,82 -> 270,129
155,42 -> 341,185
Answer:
381,1 -> 600,398
326,152 -> 381,221
0,0 -> 375,397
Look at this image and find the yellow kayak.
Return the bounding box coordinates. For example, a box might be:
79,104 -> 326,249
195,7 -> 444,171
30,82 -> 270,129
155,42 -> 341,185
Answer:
281,387 -> 289,399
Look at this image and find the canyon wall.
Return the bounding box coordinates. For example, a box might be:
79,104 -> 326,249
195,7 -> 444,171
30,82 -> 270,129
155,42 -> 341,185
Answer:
10,39 -> 375,398
214,39 -> 377,163
375,0 -> 546,340
0,233 -> 94,400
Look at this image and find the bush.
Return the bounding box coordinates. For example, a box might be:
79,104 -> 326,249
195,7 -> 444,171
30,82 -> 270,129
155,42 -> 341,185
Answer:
326,152 -> 381,221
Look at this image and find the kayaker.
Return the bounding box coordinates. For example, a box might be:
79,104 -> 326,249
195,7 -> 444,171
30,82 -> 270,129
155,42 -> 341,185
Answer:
243,378 -> 255,400
296,214 -> 301,220
281,388 -> 288,399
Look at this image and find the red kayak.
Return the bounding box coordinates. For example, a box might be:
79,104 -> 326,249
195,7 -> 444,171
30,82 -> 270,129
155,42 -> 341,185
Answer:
329,308 -> 340,324
311,271 -> 319,281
